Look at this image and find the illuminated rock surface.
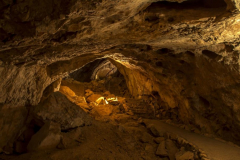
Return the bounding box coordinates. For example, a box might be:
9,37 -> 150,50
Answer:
1,0 -> 240,159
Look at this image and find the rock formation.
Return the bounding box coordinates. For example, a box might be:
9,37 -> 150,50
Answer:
1,0 -> 240,159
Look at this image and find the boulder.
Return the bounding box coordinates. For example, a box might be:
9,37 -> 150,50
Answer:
85,89 -> 94,97
61,80 -> 85,96
175,150 -> 194,160
33,92 -> 91,130
59,86 -> 76,97
75,97 -> 91,111
145,144 -> 155,153
27,121 -> 61,151
86,93 -> 104,104
165,139 -> 178,160
156,140 -> 168,157
139,132 -> 153,143
75,96 -> 87,104
148,124 -> 162,137
154,137 -> 165,144
91,104 -> 113,116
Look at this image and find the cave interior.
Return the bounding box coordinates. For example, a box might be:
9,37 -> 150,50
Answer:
1,0 -> 240,159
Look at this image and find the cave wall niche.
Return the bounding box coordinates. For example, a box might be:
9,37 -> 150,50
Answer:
144,0 -> 227,23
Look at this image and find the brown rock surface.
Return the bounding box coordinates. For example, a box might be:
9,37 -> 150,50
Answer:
33,92 -> 91,130
1,0 -> 240,159
91,104 -> 113,117
0,105 -> 27,152
175,150 -> 194,160
86,93 -> 104,104
27,121 -> 61,151
154,137 -> 166,144
165,139 -> 178,160
156,140 -> 168,157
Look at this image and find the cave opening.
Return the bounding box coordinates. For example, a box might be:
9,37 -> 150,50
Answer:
56,57 -> 157,122
65,58 -> 129,97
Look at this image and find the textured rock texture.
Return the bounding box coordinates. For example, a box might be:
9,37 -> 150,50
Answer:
32,92 -> 91,130
27,121 -> 61,151
0,105 -> 27,152
1,0 -> 240,151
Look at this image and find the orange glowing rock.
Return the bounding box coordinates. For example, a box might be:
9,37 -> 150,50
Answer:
86,94 -> 103,104
59,86 -> 76,97
91,104 -> 113,116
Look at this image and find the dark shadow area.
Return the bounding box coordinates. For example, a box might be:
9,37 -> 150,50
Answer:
13,119 -> 41,154
145,0 -> 227,22
155,48 -> 174,54
69,58 -> 106,82
202,50 -> 222,60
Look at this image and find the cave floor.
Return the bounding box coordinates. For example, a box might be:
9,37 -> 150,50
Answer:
144,119 -> 240,160
1,78 -> 240,160
1,119 -> 240,160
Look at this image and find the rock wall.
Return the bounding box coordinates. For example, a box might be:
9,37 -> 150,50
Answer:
106,46 -> 240,144
1,0 -> 240,151
0,105 -> 28,152
0,64 -> 51,106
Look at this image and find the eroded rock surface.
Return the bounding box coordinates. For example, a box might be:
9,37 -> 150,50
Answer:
27,121 -> 61,152
0,105 -> 27,153
32,92 -> 91,130
1,0 -> 240,158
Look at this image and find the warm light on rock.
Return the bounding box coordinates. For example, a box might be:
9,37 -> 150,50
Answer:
1,0 -> 240,159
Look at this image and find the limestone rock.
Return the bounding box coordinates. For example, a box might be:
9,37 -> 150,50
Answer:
175,151 -> 194,160
154,137 -> 165,144
59,86 -> 76,97
27,121 -> 61,151
156,141 -> 168,157
1,0 -> 240,152
139,132 -> 153,143
145,144 -> 154,153
0,105 -> 27,152
86,93 -> 104,104
85,89 -> 94,97
68,24 -> 80,32
41,78 -> 62,101
33,92 -> 91,130
165,139 -> 178,160
91,104 -> 113,116
14,141 -> 28,153
52,78 -> 62,92
60,80 -> 85,96
148,124 -> 161,137
0,65 -> 51,106
77,102 -> 92,111
75,96 -> 87,104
